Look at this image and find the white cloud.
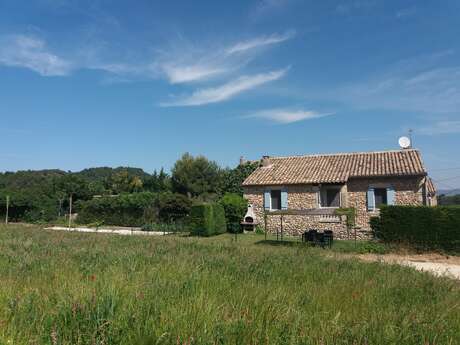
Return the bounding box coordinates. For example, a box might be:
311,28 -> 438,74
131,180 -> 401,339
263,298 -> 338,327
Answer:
335,51 -> 460,114
156,63 -> 227,84
0,34 -> 72,76
226,31 -> 295,54
152,31 -> 294,84
248,108 -> 333,124
341,67 -> 460,114
161,68 -> 288,106
418,121 -> 460,136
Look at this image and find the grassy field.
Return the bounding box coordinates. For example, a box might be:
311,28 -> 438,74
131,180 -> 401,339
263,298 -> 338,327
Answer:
0,224 -> 459,345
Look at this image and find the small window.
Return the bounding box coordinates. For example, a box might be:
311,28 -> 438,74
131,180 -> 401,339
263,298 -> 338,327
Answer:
270,190 -> 281,210
320,187 -> 341,207
374,188 -> 387,208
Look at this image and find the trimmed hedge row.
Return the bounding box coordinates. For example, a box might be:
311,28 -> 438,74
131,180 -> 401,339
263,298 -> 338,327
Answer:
190,203 -> 227,237
77,192 -> 156,227
219,193 -> 247,233
371,205 -> 460,252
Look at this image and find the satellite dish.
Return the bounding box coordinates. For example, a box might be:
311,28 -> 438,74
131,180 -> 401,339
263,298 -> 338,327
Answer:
398,136 -> 411,149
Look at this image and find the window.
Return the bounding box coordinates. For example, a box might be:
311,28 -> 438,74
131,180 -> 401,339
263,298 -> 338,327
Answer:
374,188 -> 387,208
270,190 -> 282,210
367,187 -> 395,211
264,188 -> 288,211
320,186 -> 341,207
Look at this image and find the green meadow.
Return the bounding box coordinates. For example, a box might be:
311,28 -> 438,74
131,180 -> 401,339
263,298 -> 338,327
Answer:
0,224 -> 459,345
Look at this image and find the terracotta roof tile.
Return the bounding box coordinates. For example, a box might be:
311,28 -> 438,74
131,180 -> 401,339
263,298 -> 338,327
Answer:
426,177 -> 436,195
242,149 -> 427,186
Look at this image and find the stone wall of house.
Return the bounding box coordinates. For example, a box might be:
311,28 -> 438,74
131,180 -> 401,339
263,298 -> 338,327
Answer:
243,176 -> 425,239
243,185 -> 352,239
243,185 -> 318,225
263,214 -> 358,239
346,176 -> 424,229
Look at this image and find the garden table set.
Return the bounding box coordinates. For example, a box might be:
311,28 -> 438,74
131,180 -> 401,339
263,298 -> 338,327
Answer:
301,229 -> 333,248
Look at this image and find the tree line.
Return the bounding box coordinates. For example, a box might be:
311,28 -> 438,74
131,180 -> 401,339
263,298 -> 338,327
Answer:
0,153 -> 258,227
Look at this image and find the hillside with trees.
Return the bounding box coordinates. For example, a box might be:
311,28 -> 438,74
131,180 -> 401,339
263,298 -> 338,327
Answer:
0,154 -> 258,227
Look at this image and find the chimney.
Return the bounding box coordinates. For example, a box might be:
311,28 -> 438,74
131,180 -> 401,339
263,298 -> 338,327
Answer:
239,156 -> 246,165
261,155 -> 271,167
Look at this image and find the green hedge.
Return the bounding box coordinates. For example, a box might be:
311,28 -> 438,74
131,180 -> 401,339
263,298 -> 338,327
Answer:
219,193 -> 247,233
190,203 -> 227,237
76,192 -> 157,227
371,205 -> 460,252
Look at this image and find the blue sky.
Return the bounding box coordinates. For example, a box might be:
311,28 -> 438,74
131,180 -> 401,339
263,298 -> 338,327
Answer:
1,0 -> 460,189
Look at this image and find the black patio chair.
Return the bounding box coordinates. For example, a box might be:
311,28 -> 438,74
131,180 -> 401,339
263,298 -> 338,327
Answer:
301,231 -> 308,242
324,230 -> 333,248
307,229 -> 318,244
315,232 -> 325,248
302,229 -> 316,245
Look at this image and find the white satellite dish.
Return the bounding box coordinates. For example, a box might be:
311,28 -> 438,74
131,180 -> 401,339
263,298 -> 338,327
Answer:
398,136 -> 411,149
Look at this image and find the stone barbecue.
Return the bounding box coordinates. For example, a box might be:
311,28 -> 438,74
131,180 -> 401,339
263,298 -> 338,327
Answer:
240,204 -> 259,232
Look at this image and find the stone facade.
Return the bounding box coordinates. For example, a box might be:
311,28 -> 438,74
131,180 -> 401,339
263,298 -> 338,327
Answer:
347,176 -> 425,229
243,176 -> 427,240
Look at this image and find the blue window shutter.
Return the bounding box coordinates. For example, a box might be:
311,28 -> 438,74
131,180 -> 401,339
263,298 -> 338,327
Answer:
387,186 -> 395,205
367,188 -> 375,211
281,188 -> 288,210
264,190 -> 271,210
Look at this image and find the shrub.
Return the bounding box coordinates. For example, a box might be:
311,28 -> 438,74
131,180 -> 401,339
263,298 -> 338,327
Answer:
76,192 -> 192,227
77,192 -> 156,227
369,216 -> 381,236
219,193 -> 247,232
255,225 -> 265,235
213,203 -> 227,235
334,208 -> 356,229
156,192 -> 192,222
190,203 -> 227,237
372,205 -> 460,252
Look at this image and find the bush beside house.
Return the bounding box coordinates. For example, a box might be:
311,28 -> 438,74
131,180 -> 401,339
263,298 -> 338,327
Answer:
190,203 -> 227,236
371,205 -> 460,252
219,193 -> 247,233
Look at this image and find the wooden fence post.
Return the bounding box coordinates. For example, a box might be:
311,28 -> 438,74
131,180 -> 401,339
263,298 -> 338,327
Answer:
68,194 -> 73,230
264,211 -> 267,241
5,195 -> 9,225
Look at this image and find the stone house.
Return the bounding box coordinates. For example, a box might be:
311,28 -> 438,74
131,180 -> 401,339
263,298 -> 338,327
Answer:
242,149 -> 437,239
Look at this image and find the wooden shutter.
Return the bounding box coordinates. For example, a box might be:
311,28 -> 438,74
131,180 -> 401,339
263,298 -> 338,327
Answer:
367,188 -> 375,211
387,186 -> 395,205
281,188 -> 288,210
264,190 -> 271,210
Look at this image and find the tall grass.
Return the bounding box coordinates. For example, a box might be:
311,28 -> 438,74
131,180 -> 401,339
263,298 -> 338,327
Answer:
0,224 -> 459,345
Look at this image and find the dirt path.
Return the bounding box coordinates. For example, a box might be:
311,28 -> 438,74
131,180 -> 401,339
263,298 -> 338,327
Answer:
358,253 -> 460,280
45,226 -> 171,236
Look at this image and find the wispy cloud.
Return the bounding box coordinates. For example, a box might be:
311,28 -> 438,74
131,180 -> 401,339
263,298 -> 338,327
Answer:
226,31 -> 295,54
417,121 -> 460,136
0,30 -> 294,87
161,68 -> 288,106
0,34 -> 73,76
247,108 -> 333,124
251,0 -> 291,18
153,62 -> 229,84
396,7 -> 416,19
152,31 -> 294,84
336,1 -> 376,14
335,51 -> 460,114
